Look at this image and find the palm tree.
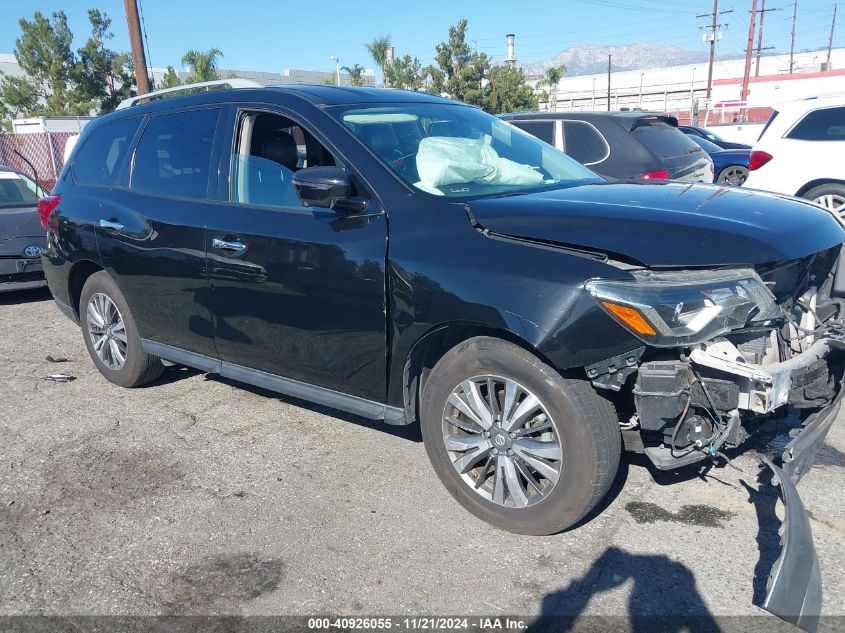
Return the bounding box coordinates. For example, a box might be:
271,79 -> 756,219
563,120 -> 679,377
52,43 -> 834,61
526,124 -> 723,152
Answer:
365,35 -> 391,86
543,65 -> 566,111
181,48 -> 223,84
342,64 -> 367,87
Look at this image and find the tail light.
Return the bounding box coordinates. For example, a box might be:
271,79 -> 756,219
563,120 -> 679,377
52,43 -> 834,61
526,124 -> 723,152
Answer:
639,169 -> 670,180
37,195 -> 60,229
749,150 -> 773,171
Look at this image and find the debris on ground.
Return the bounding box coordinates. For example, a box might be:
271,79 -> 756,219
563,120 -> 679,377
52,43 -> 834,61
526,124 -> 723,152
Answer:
43,374 -> 76,383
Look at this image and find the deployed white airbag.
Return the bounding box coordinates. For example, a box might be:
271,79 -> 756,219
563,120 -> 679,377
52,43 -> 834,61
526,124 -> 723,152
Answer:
415,135 -> 543,192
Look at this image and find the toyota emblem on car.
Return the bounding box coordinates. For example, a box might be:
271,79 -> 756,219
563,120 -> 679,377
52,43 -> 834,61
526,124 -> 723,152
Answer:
23,245 -> 43,258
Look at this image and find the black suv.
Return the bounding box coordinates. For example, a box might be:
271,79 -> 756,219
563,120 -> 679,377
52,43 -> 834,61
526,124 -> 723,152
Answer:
501,111 -> 714,183
42,84 -> 844,627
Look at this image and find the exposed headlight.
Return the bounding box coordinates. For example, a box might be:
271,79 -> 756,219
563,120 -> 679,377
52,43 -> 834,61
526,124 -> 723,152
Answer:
586,268 -> 780,347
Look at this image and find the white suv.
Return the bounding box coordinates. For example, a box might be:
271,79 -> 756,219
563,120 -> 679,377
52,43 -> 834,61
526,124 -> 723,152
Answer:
744,95 -> 845,215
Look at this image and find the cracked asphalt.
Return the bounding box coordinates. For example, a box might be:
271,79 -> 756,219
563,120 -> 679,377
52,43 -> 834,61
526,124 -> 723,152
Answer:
1,288 -> 844,629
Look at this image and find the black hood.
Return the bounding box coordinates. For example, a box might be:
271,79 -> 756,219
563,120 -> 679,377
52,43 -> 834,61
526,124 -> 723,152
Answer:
466,182 -> 845,267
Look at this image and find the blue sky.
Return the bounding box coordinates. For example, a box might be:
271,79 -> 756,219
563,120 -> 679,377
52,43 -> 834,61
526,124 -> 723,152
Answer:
1,0 -> 841,78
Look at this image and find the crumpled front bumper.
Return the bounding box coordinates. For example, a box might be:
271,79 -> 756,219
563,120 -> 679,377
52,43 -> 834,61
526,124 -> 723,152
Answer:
761,372 -> 843,632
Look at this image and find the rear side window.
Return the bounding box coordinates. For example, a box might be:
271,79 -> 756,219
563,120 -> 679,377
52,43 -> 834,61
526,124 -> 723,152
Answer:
0,171 -> 41,207
72,117 -> 141,187
630,118 -> 700,159
758,111 -> 778,140
786,107 -> 845,141
562,121 -> 608,165
131,108 -> 220,199
511,121 -> 555,145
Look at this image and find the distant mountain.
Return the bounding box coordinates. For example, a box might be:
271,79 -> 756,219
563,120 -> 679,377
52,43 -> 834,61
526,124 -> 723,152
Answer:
521,43 -> 742,77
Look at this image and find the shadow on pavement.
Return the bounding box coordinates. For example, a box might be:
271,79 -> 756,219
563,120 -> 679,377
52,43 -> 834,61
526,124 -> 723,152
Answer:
0,286 -> 52,306
526,546 -> 721,633
208,374 -> 423,443
740,467 -> 782,608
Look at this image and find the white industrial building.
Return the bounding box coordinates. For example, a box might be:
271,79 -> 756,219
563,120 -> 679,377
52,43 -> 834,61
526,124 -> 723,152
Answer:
530,47 -> 845,121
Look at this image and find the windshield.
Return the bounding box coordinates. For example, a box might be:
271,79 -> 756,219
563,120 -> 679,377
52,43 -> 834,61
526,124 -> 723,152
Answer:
332,103 -> 603,199
0,170 -> 42,209
686,134 -> 723,154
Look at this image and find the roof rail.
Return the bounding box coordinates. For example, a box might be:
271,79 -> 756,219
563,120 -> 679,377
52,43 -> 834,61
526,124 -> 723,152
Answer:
115,78 -> 264,111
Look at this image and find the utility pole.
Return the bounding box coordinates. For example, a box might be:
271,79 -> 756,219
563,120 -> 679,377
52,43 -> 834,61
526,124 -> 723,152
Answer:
789,0 -> 798,73
704,0 -> 718,101
124,0 -> 150,95
827,4 -> 838,65
697,1 -> 731,101
740,0 -> 759,106
607,54 -> 612,111
754,0 -> 777,75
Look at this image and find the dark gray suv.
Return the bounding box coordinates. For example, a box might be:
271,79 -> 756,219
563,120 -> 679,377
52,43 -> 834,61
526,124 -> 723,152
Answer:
501,111 -> 714,183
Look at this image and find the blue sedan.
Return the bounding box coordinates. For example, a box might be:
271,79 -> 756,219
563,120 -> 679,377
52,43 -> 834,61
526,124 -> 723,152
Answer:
685,134 -> 750,186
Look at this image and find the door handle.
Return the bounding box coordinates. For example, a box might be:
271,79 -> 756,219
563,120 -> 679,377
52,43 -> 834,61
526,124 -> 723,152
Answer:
99,218 -> 124,232
212,237 -> 247,252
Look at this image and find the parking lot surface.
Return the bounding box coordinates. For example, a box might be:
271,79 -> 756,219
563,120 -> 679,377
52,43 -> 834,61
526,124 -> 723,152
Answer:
1,288 -> 844,629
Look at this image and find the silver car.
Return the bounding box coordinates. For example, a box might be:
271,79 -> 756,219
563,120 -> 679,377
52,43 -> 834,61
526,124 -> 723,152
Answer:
0,166 -> 47,293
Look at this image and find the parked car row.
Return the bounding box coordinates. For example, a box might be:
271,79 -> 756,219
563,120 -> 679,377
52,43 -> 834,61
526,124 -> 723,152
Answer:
506,96 -> 845,218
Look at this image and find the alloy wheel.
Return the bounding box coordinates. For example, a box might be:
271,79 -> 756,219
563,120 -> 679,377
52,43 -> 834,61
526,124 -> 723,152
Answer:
441,375 -> 562,508
719,166 -> 748,186
813,193 -> 845,216
86,292 -> 128,370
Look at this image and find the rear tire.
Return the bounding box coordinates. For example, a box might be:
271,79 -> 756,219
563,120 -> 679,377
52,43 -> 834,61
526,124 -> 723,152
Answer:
80,271 -> 164,387
420,336 -> 620,535
802,183 -> 845,217
717,165 -> 748,186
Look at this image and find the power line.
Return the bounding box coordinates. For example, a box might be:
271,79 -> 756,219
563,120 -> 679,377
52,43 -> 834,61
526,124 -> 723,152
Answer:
137,0 -> 153,76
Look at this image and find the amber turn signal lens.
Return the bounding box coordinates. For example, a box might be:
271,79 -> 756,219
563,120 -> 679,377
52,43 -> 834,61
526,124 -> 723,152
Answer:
601,301 -> 656,336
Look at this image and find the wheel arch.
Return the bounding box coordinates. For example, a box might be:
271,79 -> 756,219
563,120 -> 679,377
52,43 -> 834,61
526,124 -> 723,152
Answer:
795,178 -> 845,198
67,259 -> 104,318
398,322 -> 561,425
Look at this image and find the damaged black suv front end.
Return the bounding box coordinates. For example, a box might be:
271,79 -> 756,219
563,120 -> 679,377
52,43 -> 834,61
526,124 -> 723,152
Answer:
585,245 -> 845,630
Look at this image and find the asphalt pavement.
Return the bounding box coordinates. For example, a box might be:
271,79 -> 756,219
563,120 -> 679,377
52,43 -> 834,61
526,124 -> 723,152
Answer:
1,288 -> 844,631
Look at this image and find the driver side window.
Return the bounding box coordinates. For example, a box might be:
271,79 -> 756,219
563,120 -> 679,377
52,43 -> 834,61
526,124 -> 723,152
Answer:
231,111 -> 341,210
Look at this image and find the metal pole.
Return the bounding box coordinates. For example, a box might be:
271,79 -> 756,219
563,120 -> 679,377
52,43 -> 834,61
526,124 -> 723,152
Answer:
45,131 -> 58,180
706,0 -> 718,100
741,0 -> 759,105
638,72 -> 644,108
828,4 -> 838,64
755,0 -> 766,76
607,54 -> 611,111
124,0 -> 150,94
789,0 -> 798,73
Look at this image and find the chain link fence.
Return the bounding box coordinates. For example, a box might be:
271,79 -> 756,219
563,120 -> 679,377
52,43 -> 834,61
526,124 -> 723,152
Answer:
0,131 -> 75,192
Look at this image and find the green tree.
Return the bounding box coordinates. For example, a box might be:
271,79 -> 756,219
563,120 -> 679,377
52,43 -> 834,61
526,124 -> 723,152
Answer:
428,19 -> 489,106
365,35 -> 391,86
543,65 -> 566,111
323,73 -> 337,85
341,64 -> 367,87
0,11 -> 82,118
159,66 -> 182,89
383,54 -> 423,91
181,48 -> 223,83
73,10 -> 135,114
483,64 -> 538,114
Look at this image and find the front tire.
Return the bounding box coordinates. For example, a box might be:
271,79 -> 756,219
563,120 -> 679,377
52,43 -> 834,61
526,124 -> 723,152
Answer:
803,183 -> 845,217
420,337 -> 620,535
80,271 -> 164,387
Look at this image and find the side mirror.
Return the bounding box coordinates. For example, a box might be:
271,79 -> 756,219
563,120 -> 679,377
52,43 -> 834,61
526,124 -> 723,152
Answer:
292,166 -> 367,214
